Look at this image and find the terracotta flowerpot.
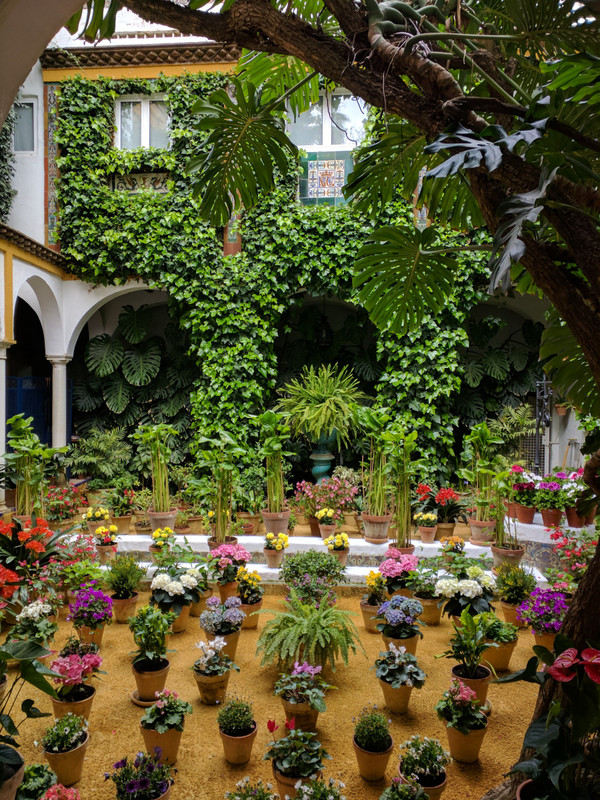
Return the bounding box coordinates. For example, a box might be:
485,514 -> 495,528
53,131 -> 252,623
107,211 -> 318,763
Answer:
353,735 -> 393,781
140,724 -> 183,765
585,505 -> 597,524
417,597 -> 442,626
87,519 -> 109,535
500,601 -> 527,629
399,769 -> 447,800
43,732 -> 89,786
261,510 -> 291,535
491,544 -> 525,570
237,512 -> 261,534
193,670 -> 231,705
533,631 -> 556,652
149,544 -> 168,563
379,679 -> 412,713
208,536 -> 238,551
170,603 -> 191,634
206,629 -> 240,661
514,504 -> 536,524
264,547 -> 284,569
218,581 -> 238,602
190,589 -> 212,617
318,523 -> 336,540
95,543 -> 117,565
219,722 -> 257,765
360,601 -> 379,634
331,548 -> 349,566
240,599 -> 262,629
392,545 -> 415,555
435,522 -> 456,541
541,508 -> 563,527
451,665 -> 491,707
51,686 -> 96,720
77,625 -> 104,648
112,593 -> 139,624
307,516 -> 321,537
444,720 -> 487,763
281,698 -> 319,732
482,639 -> 517,673
565,507 -> 586,528
272,767 -> 321,800
382,633 -> 419,656
148,508 -> 178,532
0,759 -> 24,800
362,513 -> 392,543
516,780 -> 536,800
132,658 -> 170,702
505,501 -> 517,519
187,516 -> 205,534
468,519 -> 496,543
110,514 -> 132,534
418,526 -> 437,543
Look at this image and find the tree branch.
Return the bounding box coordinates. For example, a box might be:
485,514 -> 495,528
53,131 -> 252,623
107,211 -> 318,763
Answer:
320,0 -> 366,39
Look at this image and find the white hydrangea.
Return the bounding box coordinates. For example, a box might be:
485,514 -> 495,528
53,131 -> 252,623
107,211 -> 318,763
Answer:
16,600 -> 52,621
434,578 -> 459,598
165,580 -> 185,595
186,568 -> 201,580
457,579 -> 483,598
180,573 -> 198,589
150,573 -> 170,590
466,566 -> 484,580
479,573 -> 496,590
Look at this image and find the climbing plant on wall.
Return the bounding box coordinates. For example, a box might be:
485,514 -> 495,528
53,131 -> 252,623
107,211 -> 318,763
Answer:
0,108 -> 15,223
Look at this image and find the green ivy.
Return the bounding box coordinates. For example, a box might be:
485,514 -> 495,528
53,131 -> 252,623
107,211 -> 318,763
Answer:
0,108 -> 15,223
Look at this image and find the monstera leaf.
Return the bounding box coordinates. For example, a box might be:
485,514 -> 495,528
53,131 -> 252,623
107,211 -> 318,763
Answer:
121,340 -> 162,387
102,373 -> 132,414
85,335 -> 124,377
117,305 -> 153,344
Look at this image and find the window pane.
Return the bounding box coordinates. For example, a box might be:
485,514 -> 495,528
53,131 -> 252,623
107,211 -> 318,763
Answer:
14,102 -> 34,152
331,95 -> 366,146
120,102 -> 141,149
149,101 -> 169,149
287,99 -> 323,146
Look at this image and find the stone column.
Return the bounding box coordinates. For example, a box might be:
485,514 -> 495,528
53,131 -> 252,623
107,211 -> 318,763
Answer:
47,355 -> 71,448
0,342 -> 10,514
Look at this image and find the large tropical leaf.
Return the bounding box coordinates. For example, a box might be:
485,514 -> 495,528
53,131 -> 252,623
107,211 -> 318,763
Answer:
102,373 -> 132,415
186,78 -> 298,226
72,377 -> 103,412
121,340 -> 162,387
481,349 -> 510,380
353,226 -> 457,335
85,335 -> 124,377
117,305 -> 152,344
238,51 -> 319,117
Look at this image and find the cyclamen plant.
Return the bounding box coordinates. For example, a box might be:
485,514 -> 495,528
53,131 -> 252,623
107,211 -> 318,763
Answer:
209,544 -> 251,585
68,583 -> 112,630
373,644 -> 427,689
192,637 -> 239,676
50,640 -> 103,701
200,596 -> 246,635
379,551 -> 418,593
264,718 -> 331,778
375,597 -> 424,640
517,588 -> 569,634
274,661 -> 335,712
435,679 -> 487,735
140,689 -> 192,733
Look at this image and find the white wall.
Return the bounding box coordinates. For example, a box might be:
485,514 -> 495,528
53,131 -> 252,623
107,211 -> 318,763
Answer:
7,63 -> 45,243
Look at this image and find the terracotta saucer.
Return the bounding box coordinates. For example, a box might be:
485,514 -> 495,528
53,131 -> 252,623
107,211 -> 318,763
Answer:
131,690 -> 156,708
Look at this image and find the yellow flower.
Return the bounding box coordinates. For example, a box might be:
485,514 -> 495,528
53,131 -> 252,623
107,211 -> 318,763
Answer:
266,533 -> 274,540
208,511 -> 215,518
94,511 -> 101,518
275,544 -> 282,551
109,525 -> 118,533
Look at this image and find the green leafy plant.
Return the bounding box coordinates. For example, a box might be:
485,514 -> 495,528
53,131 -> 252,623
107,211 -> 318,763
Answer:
274,662 -> 335,713
133,424 -> 177,513
436,611 -> 496,678
264,721 -> 330,778
435,679 -> 487,736
353,705 -> 391,753
196,431 -> 246,542
358,407 -> 391,516
64,429 -> 131,485
256,590 -> 364,671
128,606 -> 175,666
378,782 -> 429,800
41,714 -> 88,754
477,612 -> 518,645
257,411 -> 290,514
140,689 -> 192,733
373,645 -> 426,689
104,555 -> 145,600
279,550 -> 345,606
495,563 -> 537,606
61,560 -> 104,593
217,698 -> 254,737
459,422 -> 503,521
15,763 -> 56,800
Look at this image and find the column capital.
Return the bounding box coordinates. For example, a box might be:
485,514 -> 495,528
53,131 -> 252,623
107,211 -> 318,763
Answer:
46,355 -> 71,366
0,340 -> 14,358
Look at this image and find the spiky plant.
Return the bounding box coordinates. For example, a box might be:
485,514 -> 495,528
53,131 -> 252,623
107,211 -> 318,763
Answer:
255,590 -> 364,671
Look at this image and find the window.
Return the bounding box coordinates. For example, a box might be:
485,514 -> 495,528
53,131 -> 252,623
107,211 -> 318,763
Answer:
13,101 -> 35,152
116,96 -> 169,149
287,94 -> 366,150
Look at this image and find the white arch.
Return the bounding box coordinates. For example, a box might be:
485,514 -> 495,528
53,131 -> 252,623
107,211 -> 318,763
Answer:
14,273 -> 65,355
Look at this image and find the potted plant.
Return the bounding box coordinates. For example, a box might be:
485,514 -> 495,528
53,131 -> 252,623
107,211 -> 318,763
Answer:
234,464 -> 267,533
379,550 -> 418,596
105,750 -> 174,800
149,527 -> 176,562
106,486 -> 135,534
510,466 -> 538,524
14,763 -> 56,800
405,562 -> 442,626
197,431 -> 246,546
93,524 -> 118,565
149,566 -> 201,633
133,423 -> 178,531
459,422 -> 503,542
274,661 -> 335,732
256,590 -> 364,670
379,781 -> 429,800
41,714 -> 89,788
263,532 -> 289,569
294,481 -> 320,536
139,689 -> 192,765
44,486 -> 81,531
67,583 -> 112,647
477,612 -> 519,673
82,506 -> 110,536
65,429 -> 131,495
374,644 -> 426,714
546,525 -> 597,595
279,551 -> 345,609
200,597 -> 246,660
413,512 -> 437,544
436,611 -> 495,708
535,476 -> 568,527
207,543 -> 252,601
49,638 -> 103,720
417,484 -> 466,539
257,411 -> 291,533
490,481 -> 525,568
383,425 -> 422,551
7,599 -> 58,650
434,566 -> 496,620
517,588 -> 569,650
397,735 -> 451,800
352,705 -> 394,781
191,637 -> 239,705
224,778 -> 276,800
440,535 -> 465,562
60,561 -> 104,605
104,555 -> 145,623
361,571 -> 388,634
41,787 -> 81,800
294,778 -> 347,800
236,567 -> 264,629
435,679 -> 487,763
374,596 -> 424,655
217,698 -> 257,765
264,718 -> 330,799
314,507 -> 339,539
323,531 -> 350,566
129,605 -> 175,704
494,562 -> 535,628
358,407 -> 392,543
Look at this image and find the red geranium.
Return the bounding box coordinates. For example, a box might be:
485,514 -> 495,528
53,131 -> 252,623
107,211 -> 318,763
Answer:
548,648 -> 580,682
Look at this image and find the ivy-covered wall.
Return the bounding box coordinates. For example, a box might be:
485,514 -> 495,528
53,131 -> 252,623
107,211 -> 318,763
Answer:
55,73 -> 536,478
0,109 -> 15,223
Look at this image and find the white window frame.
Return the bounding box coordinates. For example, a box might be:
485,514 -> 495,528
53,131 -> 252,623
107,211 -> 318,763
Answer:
115,94 -> 170,150
287,91 -> 367,152
13,98 -> 37,154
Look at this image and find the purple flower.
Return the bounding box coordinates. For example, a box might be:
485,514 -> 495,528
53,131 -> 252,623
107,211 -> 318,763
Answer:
125,780 -> 138,793
224,596 -> 241,609
113,758 -> 127,769
206,596 -> 220,608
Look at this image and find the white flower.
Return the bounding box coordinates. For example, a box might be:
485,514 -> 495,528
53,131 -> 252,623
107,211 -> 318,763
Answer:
180,574 -> 197,589
150,573 -> 170,590
17,600 -> 53,621
165,580 -> 184,595
479,573 -> 495,590
434,578 -> 459,598
457,579 -> 483,598
466,566 -> 484,580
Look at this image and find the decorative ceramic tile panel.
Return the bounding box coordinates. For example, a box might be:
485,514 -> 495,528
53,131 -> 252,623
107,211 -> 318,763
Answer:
110,173 -> 169,192
306,159 -> 345,198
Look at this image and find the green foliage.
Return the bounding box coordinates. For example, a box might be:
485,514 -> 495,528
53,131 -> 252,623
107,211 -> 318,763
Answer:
279,550 -> 346,590
65,428 -> 131,482
255,590 -> 364,670
216,698 -> 254,736
15,763 -> 56,800
353,705 -> 391,753
104,555 -> 145,600
128,605 -> 175,665
0,108 -> 15,223
264,728 -> 330,779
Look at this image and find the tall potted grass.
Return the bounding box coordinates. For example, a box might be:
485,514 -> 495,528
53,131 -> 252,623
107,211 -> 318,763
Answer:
197,431 -> 246,547
383,425 -> 422,551
459,423 -> 503,543
257,411 -> 291,533
134,424 -> 178,531
358,407 -> 392,543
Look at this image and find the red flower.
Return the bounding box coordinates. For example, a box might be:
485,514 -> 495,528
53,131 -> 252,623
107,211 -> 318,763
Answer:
267,719 -> 279,733
17,530 -> 32,543
285,718 -> 295,731
581,649 -> 600,684
25,540 -> 45,553
548,648 -> 580,682
416,484 -> 431,499
435,488 -> 459,506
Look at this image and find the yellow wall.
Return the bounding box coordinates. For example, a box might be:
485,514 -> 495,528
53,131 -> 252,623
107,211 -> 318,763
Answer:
42,62 -> 235,82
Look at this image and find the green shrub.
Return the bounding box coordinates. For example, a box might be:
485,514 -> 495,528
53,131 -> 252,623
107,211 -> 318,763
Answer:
104,555 -> 145,599
217,698 -> 254,736
353,706 -> 391,753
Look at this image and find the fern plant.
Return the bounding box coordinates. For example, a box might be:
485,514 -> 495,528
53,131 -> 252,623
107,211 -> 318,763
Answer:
65,428 -> 131,485
255,590 -> 364,671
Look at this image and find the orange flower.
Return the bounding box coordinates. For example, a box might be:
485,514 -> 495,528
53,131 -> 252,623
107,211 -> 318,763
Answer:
25,540 -> 45,553
17,530 -> 32,543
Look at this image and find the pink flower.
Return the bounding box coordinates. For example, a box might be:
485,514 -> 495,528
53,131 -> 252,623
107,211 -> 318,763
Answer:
581,648 -> 600,684
267,719 -> 279,733
510,465 -> 524,473
548,648 -> 580,682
